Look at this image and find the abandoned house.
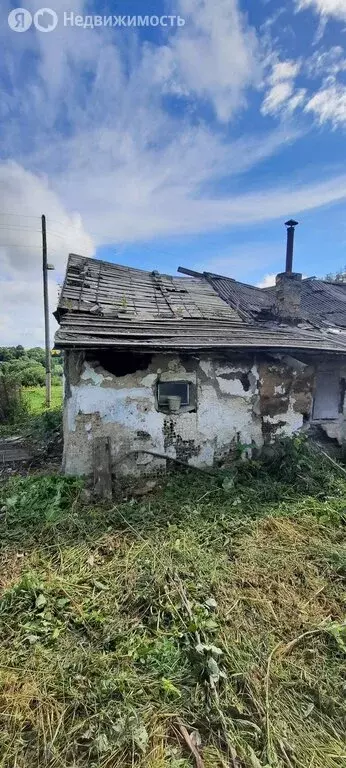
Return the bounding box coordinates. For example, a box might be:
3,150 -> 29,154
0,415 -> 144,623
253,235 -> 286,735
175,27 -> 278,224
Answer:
55,221 -> 346,477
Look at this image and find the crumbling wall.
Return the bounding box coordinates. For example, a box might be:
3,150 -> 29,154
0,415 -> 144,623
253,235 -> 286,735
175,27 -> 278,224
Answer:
62,351 -> 316,477
63,352 -> 263,476
259,358 -> 314,441
312,360 -> 346,444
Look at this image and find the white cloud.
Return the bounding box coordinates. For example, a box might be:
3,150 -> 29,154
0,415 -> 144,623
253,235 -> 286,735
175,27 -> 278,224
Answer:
0,0 -> 302,246
306,46 -> 346,78
0,163 -> 93,272
305,82 -> 346,126
262,82 -> 295,115
286,89 -> 308,113
53,148 -> 346,241
170,0 -> 260,122
257,274 -> 277,287
0,0 -> 269,344
0,163 -> 93,346
261,58 -> 304,117
256,272 -> 308,287
198,243 -> 280,282
261,44 -> 346,126
269,60 -> 301,84
296,0 -> 346,21
0,277 -> 59,348
45,125 -> 304,245
303,48 -> 346,129
2,0 -> 346,344
3,139 -> 346,347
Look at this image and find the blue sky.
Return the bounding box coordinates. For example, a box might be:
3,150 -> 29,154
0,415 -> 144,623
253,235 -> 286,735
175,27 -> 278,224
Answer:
1,0 -> 346,344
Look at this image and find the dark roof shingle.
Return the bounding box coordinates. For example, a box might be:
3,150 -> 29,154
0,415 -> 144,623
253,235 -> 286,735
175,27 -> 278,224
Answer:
204,272 -> 346,330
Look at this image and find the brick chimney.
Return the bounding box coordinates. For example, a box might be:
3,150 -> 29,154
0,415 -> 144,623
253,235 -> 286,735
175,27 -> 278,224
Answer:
274,221 -> 302,323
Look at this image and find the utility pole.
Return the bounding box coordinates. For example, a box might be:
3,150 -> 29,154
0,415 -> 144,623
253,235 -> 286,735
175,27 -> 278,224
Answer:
42,214 -> 52,408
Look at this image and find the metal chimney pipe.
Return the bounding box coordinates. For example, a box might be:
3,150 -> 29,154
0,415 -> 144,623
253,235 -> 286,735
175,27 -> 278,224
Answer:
285,219 -> 298,274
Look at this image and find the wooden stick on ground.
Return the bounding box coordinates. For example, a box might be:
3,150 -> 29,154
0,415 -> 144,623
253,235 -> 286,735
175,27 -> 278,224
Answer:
312,443 -> 346,476
93,436 -> 112,500
113,449 -> 214,474
175,719 -> 205,768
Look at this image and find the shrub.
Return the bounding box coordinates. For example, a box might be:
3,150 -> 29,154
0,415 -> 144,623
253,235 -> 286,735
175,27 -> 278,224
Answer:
0,374 -> 28,425
1,361 -> 46,387
28,407 -> 63,459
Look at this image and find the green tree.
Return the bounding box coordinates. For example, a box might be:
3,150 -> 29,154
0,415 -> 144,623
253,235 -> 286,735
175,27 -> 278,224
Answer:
1,360 -> 45,387
27,348 -> 46,365
325,266 -> 346,283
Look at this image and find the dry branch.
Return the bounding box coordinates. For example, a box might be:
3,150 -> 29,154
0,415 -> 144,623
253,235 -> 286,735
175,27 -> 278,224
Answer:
175,719 -> 205,768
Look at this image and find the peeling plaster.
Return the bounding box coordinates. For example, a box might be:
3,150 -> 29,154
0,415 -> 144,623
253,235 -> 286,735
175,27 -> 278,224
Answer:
67,385 -> 162,433
216,376 -> 247,397
63,354 -> 265,476
140,373 -> 157,387
81,361 -> 111,385
263,401 -> 304,437
199,359 -> 213,378
168,358 -> 182,372
274,384 -> 285,395
62,352 -> 319,478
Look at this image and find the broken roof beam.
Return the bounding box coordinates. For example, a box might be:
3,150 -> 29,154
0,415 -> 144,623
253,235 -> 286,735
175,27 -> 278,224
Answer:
177,266 -> 203,278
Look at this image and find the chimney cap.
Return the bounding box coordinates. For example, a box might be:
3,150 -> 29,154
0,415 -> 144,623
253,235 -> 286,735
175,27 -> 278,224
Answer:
285,219 -> 299,228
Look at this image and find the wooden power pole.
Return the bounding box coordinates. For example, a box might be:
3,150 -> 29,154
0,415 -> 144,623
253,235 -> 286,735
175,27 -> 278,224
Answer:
42,214 -> 52,408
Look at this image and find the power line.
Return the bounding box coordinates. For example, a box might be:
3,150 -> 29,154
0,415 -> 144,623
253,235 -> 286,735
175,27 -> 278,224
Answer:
0,219 -> 124,252
0,243 -> 63,254
0,215 -> 209,265
0,225 -> 42,234
0,213 -> 41,220
46,229 -> 77,240
0,244 -> 40,248
0,214 -> 90,230
0,221 -> 92,244
0,218 -> 121,249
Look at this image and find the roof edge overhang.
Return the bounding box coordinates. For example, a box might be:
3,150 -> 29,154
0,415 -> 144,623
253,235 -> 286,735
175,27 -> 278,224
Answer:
54,341 -> 346,356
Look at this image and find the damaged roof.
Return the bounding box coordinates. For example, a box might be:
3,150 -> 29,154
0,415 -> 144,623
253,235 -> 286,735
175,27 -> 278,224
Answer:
199,271 -> 346,330
56,254 -> 238,322
55,254 -> 346,354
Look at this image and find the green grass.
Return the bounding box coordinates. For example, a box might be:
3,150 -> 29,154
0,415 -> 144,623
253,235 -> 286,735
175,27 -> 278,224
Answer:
0,385 -> 63,440
0,440 -> 345,767
0,385 -> 63,439
23,385 -> 63,415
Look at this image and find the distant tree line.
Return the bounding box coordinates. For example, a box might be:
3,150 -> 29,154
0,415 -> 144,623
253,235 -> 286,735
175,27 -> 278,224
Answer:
0,346 -> 63,387
325,267 -> 346,283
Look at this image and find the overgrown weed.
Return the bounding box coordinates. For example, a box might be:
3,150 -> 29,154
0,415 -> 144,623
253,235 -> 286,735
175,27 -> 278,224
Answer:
0,438 -> 345,767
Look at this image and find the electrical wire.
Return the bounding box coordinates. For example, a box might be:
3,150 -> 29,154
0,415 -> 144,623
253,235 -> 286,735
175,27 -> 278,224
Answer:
0,226 -> 42,234
0,216 -> 195,264
0,213 -> 41,220
0,242 -> 63,254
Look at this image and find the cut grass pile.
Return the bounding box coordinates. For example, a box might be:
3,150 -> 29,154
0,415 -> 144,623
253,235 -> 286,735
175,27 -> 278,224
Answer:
0,439 -> 345,767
